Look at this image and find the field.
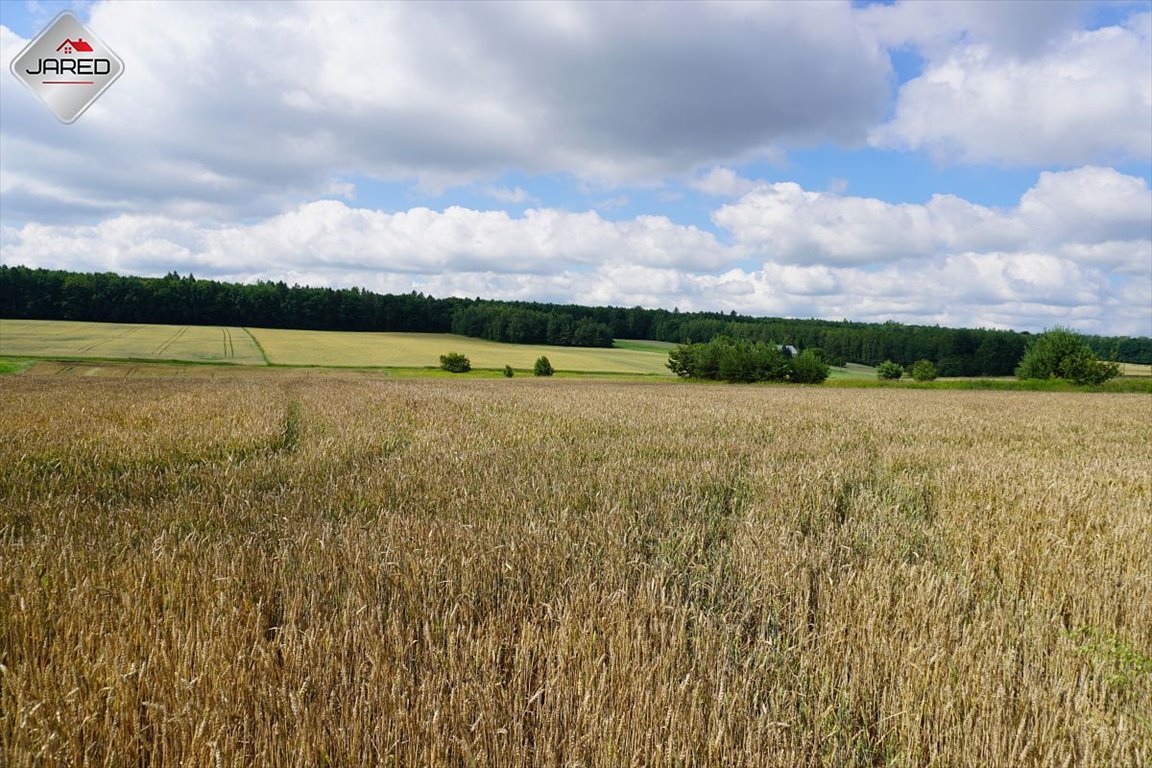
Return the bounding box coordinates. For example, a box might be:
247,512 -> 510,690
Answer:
1,374 -> 1149,766
251,328 -> 672,374
0,319 -> 266,365
0,320 -> 674,375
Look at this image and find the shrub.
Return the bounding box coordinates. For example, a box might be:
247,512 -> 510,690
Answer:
1016,328 -> 1121,385
911,359 -> 938,382
439,352 -> 471,373
790,349 -> 831,384
877,360 -> 903,380
503,365 -> 514,378
533,356 -> 554,377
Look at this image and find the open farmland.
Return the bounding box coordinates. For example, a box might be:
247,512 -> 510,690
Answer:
0,319 -> 266,365
248,328 -> 672,374
0,320 -> 674,375
1,376 -> 1149,766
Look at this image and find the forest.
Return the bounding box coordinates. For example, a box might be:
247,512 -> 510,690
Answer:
2,265 -> 1149,374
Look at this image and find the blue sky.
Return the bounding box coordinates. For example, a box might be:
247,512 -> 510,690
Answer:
1,0 -> 1150,335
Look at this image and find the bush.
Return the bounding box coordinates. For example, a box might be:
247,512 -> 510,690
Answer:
1016,328 -> 1120,385
503,365 -> 514,378
439,352 -> 471,373
533,356 -> 554,377
790,349 -> 831,384
911,359 -> 938,382
876,360 -> 903,380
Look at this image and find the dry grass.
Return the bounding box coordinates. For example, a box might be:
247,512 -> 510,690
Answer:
1,376 -> 1149,766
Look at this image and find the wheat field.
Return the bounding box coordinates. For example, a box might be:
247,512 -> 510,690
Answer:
1,376 -> 1149,766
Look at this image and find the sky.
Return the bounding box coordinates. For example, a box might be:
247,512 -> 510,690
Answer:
1,0 -> 1150,336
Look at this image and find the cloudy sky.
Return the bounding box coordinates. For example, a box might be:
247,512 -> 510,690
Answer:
1,0 -> 1150,335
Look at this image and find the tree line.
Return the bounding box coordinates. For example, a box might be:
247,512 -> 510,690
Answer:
667,338 -> 830,384
2,266 -> 1148,370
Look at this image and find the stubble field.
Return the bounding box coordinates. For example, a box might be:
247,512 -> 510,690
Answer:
0,376 -> 1149,766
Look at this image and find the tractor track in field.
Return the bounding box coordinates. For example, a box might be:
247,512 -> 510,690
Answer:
78,325 -> 140,353
221,327 -> 235,359
152,327 -> 187,357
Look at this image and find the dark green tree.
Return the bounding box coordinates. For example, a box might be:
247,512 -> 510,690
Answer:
503,364 -> 514,378
911,359 -> 938,382
666,343 -> 699,377
533,356 -> 554,377
876,360 -> 903,380
439,352 -> 471,373
1015,327 -> 1120,385
790,349 -> 831,383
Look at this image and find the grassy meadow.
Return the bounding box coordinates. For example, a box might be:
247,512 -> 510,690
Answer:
1,374 -> 1149,766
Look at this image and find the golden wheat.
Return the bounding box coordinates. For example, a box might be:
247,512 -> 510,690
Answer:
1,376 -> 1148,766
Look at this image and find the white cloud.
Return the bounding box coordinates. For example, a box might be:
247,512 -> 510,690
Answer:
690,168 -> 761,198
871,11 -> 1152,165
3,166 -> 1149,335
0,0 -> 892,222
479,186 -> 532,204
713,182 -> 940,264
1018,166 -> 1152,246
0,201 -> 734,279
713,167 -> 1150,270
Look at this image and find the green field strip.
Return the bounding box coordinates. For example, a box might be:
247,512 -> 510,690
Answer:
0,320 -> 267,365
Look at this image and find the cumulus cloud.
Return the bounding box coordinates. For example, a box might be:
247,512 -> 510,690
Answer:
870,8 -> 1152,165
0,0 -> 891,223
714,183 -> 938,264
713,167 -> 1150,271
1018,166 -> 1152,247
3,166 -> 1149,335
0,201 -> 734,279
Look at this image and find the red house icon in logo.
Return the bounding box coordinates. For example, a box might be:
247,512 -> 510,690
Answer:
56,38 -> 94,55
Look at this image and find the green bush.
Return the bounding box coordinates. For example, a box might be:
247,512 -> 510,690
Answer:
791,349 -> 831,384
1016,328 -> 1120,385
533,356 -> 554,377
876,360 -> 903,380
911,359 -> 938,382
503,365 -> 514,378
439,352 -> 471,373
